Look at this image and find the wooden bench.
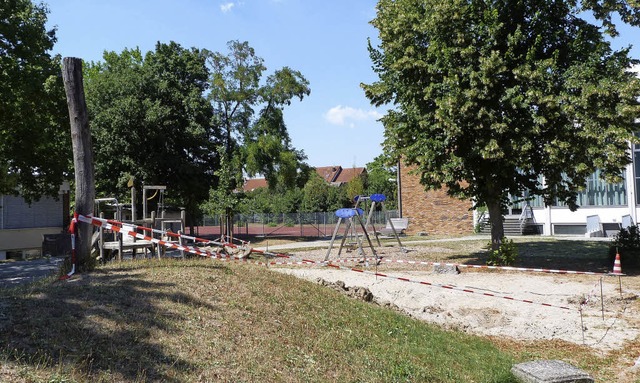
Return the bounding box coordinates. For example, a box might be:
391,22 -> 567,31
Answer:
377,218 -> 409,236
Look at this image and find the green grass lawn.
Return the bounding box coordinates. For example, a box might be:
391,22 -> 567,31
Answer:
0,236 -> 636,382
395,236 -> 614,273
0,259 -> 519,382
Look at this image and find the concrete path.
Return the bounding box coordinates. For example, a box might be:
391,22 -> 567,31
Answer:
0,257 -> 64,289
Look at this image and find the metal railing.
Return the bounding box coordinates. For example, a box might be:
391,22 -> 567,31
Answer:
586,215 -> 601,235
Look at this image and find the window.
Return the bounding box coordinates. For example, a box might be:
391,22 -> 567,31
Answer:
516,170 -> 627,208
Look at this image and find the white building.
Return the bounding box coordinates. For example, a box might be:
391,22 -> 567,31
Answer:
519,64 -> 640,236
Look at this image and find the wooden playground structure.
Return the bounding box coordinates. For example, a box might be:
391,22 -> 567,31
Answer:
94,185 -> 187,261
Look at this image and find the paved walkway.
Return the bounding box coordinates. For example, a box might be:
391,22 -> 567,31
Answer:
0,257 -> 65,289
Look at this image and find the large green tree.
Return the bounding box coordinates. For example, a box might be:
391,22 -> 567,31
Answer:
204,40 -> 311,237
364,0 -> 640,247
85,42 -> 218,221
302,173 -> 330,212
0,0 -> 70,201
365,154 -> 397,209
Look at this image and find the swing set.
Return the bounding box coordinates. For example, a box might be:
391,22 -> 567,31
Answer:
324,193 -> 407,262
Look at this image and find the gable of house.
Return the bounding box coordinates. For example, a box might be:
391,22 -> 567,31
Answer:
0,194 -> 67,254
1,195 -> 62,229
315,166 -> 342,183
332,167 -> 366,186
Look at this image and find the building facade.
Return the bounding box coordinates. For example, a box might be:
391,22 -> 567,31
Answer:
0,184 -> 69,259
399,150 -> 640,237
399,164 -> 473,235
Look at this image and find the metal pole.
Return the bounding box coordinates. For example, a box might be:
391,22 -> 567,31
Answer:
131,185 -> 136,222
142,186 -> 147,221
324,217 -> 343,261
600,277 -> 604,321
579,309 -> 585,345
619,276 -> 623,299
397,159 -> 402,218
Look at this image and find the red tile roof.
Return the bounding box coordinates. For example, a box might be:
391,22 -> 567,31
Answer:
243,178 -> 268,192
315,166 -> 342,183
242,165 -> 367,191
333,167 -> 366,184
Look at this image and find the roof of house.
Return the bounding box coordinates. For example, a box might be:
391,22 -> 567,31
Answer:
315,166 -> 342,183
242,165 -> 367,192
333,167 -> 366,185
243,178 -> 268,192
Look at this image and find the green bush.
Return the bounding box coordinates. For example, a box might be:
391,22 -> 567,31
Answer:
613,225 -> 640,249
611,225 -> 640,268
474,221 -> 486,234
486,237 -> 518,266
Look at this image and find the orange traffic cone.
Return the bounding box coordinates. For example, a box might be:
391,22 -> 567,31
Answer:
612,252 -> 623,275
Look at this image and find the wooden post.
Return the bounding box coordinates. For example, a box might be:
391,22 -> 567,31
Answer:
99,212 -> 104,262
180,209 -> 186,257
62,57 -> 95,271
131,185 -> 136,222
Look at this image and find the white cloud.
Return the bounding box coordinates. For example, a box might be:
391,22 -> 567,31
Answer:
220,2 -> 235,13
324,105 -> 383,127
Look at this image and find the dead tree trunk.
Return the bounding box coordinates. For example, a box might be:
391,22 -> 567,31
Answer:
62,57 -> 95,271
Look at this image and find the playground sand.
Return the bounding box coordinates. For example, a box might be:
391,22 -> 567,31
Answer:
273,245 -> 640,353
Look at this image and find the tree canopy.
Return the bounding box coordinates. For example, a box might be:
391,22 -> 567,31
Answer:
84,42 -> 218,220
203,40 -> 311,236
365,154 -> 397,209
364,0 -> 640,245
0,0 -> 70,201
83,40 -> 310,229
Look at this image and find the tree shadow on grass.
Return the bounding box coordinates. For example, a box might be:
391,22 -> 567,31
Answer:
0,262 -> 225,382
461,239 -> 615,273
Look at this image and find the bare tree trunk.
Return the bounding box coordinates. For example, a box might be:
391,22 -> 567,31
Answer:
487,200 -> 504,250
225,208 -> 234,243
62,57 -> 95,271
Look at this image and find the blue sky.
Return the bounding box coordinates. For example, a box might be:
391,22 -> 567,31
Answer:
44,0 -> 639,170
45,0 -> 383,169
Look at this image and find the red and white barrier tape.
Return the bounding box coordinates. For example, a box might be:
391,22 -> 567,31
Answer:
91,216 -> 234,248
68,214 -> 582,311
323,262 -> 575,311
85,216 -> 607,276
86,215 -> 292,259
59,212 -> 78,280
319,257 -> 607,276
77,214 -> 293,265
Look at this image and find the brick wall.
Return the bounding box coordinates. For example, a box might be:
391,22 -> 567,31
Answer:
400,164 -> 473,235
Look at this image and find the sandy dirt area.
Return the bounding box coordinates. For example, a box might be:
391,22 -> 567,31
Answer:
272,244 -> 640,353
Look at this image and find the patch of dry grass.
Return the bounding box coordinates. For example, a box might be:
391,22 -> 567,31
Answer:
0,258 -> 518,382
384,237 -> 614,273
2,236 -> 638,382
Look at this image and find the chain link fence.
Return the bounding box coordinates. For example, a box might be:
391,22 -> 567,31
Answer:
196,210 -> 400,238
